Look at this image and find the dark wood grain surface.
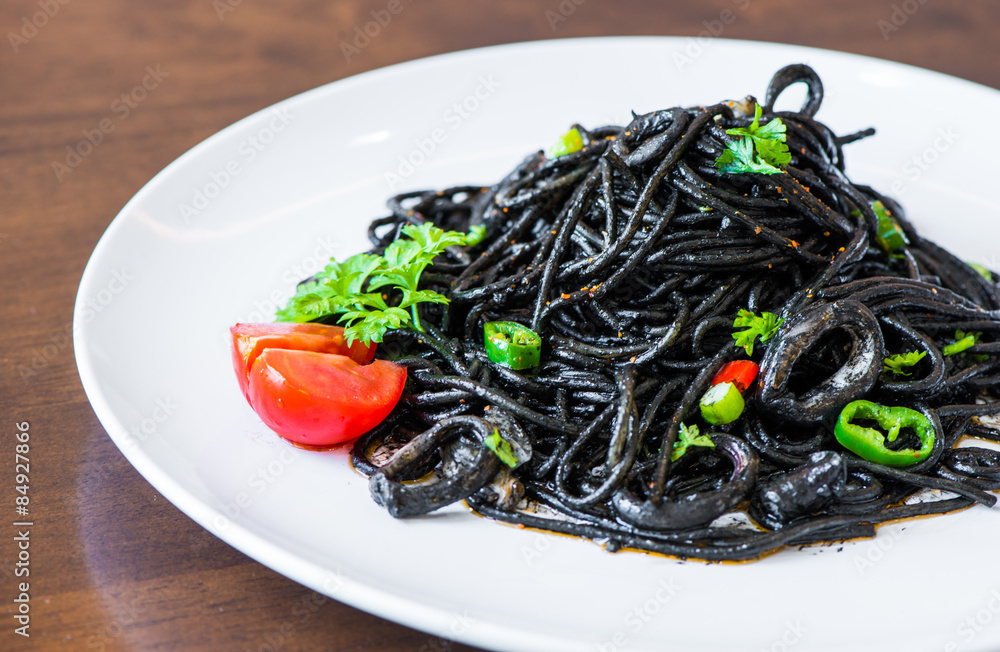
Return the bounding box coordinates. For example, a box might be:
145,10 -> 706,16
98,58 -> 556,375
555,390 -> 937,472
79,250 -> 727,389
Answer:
2,1 -> 998,650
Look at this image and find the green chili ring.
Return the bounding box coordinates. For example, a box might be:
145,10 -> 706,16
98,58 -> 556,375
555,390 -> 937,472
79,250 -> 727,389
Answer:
834,400 -> 935,467
484,321 -> 542,370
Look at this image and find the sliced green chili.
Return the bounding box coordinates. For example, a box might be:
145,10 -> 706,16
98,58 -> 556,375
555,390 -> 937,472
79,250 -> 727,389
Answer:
484,428 -> 519,468
851,200 -> 908,255
834,400 -> 934,467
967,262 -> 993,282
699,381 -> 744,425
943,330 -> 980,357
484,321 -> 541,370
547,127 -> 583,158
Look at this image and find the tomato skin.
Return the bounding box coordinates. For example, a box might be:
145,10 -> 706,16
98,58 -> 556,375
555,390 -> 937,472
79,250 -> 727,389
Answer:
230,323 -> 375,401
247,348 -> 406,447
710,360 -> 759,393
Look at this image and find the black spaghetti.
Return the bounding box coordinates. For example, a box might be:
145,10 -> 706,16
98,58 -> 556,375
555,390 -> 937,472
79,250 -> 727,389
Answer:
319,65 -> 1000,561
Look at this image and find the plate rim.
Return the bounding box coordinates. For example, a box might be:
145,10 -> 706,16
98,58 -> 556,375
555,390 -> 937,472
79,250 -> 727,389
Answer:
73,36 -> 1000,652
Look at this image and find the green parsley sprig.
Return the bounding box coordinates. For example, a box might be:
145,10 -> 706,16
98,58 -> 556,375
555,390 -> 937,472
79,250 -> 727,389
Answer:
671,423 -> 715,462
883,350 -> 927,376
276,222 -> 485,346
732,309 -> 784,355
714,104 -> 790,175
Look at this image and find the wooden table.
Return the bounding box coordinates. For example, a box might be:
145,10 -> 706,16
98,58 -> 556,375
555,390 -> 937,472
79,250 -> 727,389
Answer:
2,1 -> 998,649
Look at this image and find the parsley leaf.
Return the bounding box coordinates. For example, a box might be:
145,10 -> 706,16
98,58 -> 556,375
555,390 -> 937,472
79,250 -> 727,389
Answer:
883,350 -> 927,376
714,104 -> 790,175
276,223 -> 482,345
732,309 -> 784,355
671,423 -> 715,462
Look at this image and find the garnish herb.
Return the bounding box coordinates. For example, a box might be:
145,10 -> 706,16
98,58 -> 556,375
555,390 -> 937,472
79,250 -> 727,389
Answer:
732,309 -> 784,355
883,350 -> 927,376
714,104 -> 790,175
484,428 -> 520,468
671,423 -> 715,462
276,222 -> 484,346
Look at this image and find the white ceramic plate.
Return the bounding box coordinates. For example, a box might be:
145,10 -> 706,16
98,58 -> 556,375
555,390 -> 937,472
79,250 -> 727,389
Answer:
75,38 -> 1000,652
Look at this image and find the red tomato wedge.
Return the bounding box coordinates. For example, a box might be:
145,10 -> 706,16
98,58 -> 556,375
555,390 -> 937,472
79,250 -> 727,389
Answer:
247,348 -> 406,447
230,323 -> 375,402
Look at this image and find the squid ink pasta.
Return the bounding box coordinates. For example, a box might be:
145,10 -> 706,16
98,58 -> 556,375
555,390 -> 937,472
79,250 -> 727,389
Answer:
308,65 -> 1000,561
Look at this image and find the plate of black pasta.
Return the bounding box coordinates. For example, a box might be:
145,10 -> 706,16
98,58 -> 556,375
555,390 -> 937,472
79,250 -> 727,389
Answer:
76,37 -> 1000,652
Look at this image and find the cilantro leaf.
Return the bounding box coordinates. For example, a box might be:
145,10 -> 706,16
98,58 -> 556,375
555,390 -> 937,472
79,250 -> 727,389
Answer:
715,104 -> 790,175
276,224 -> 482,344
732,309 -> 784,355
398,289 -> 450,309
317,253 -> 383,292
341,307 -> 411,347
883,350 -> 927,376
671,423 -> 715,462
